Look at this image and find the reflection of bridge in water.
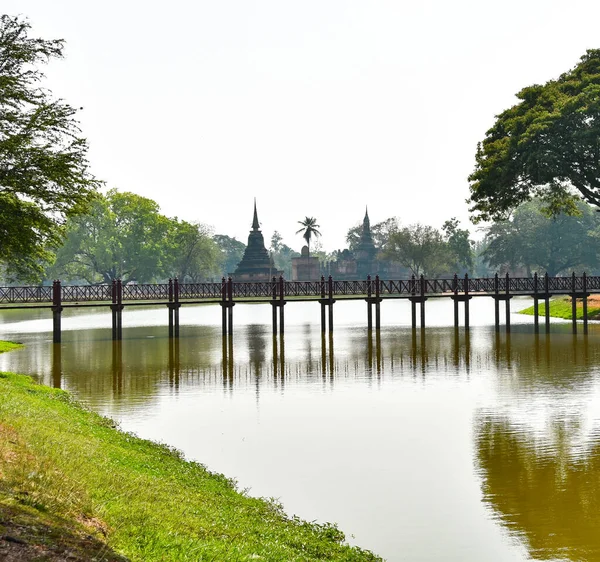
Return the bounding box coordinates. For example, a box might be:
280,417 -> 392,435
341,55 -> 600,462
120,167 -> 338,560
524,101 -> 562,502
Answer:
48,324 -> 600,400
3,273 -> 600,342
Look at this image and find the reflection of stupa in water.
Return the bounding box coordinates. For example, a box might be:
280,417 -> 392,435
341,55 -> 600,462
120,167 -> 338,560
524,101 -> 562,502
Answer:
232,200 -> 282,281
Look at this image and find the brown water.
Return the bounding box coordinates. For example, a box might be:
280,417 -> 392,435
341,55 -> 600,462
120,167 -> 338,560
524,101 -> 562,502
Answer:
1,298 -> 599,561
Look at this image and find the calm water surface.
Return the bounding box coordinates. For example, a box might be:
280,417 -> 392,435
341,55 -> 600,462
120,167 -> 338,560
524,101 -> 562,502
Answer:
1,298 -> 599,561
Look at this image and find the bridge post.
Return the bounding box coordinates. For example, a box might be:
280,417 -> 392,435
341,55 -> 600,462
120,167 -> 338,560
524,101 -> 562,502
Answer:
111,279 -> 123,341
117,279 -> 123,340
505,273 -> 511,334
52,342 -> 62,389
112,280 -> 118,340
366,275 -> 373,330
168,278 -> 174,338
279,276 -> 285,335
221,277 -> 227,336
375,275 -> 381,331
464,273 -> 470,331
544,273 -> 550,333
571,271 -> 577,334
328,275 -> 334,332
320,276 -> 326,333
583,272 -> 588,334
453,274 -> 459,329
52,280 -> 63,344
271,276 -> 278,335
227,277 -> 234,336
174,278 -> 180,338
411,274 -> 417,330
494,273 -> 500,332
533,273 -> 539,333
420,275 -> 426,329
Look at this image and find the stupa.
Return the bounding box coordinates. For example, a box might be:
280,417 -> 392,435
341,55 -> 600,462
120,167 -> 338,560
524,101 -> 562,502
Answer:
355,207 -> 377,278
232,201 -> 280,280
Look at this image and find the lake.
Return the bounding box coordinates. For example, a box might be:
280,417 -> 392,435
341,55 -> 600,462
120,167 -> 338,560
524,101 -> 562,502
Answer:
1,297 -> 599,561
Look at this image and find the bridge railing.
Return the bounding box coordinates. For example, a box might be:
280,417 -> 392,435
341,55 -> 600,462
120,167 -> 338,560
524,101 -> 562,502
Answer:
61,284 -> 113,302
2,275 -> 600,304
178,282 -> 222,299
0,286 -> 53,303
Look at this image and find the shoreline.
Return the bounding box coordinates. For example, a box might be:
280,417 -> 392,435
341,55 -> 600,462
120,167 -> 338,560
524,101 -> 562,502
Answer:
0,342 -> 381,561
518,296 -> 600,321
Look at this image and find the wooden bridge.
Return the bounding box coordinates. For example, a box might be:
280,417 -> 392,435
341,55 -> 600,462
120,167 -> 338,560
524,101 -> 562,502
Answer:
0,273 -> 596,342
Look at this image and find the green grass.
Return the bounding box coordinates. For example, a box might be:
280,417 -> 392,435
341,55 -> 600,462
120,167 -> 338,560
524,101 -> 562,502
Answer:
0,340 -> 23,353
519,297 -> 600,320
0,366 -> 381,560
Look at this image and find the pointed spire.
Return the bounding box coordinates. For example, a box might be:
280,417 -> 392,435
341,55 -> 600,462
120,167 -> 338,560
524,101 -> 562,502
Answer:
252,198 -> 260,231
363,206 -> 370,230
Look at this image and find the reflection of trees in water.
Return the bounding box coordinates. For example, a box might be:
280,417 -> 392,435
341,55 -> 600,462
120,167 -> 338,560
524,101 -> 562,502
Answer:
476,414 -> 600,561
15,323 -> 600,414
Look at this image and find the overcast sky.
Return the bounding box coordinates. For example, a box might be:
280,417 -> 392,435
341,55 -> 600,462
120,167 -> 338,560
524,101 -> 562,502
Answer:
4,1 -> 600,251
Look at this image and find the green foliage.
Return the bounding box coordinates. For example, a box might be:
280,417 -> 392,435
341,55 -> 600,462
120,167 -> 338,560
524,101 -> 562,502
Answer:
483,199 -> 600,276
213,234 -> 246,277
442,218 -> 474,274
0,372 -> 381,561
166,221 -> 222,282
296,216 -> 321,249
270,231 -> 299,279
49,189 -> 173,284
381,223 -> 450,277
469,49 -> 600,222
0,15 -> 101,281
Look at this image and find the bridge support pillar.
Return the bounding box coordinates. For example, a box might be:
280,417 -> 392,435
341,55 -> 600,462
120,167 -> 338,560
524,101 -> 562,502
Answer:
220,277 -> 235,336
51,280 -> 63,344
318,298 -> 335,334
110,279 -> 123,341
167,278 -> 181,338
52,307 -> 62,344
365,297 -> 383,331
491,295 -> 512,334
544,273 -> 550,333
270,301 -> 286,335
52,343 -> 62,389
450,295 -> 472,330
583,272 -> 588,335
272,303 -> 278,334
409,297 -> 427,329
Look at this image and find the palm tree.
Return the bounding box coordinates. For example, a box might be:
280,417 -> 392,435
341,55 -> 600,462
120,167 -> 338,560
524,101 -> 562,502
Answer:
296,217 -> 321,278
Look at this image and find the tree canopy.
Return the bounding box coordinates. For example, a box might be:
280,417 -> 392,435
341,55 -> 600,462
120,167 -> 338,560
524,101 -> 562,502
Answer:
468,49 -> 600,223
380,223 -> 450,277
0,15 -> 100,281
296,217 -> 321,250
483,199 -> 600,276
49,190 -> 172,284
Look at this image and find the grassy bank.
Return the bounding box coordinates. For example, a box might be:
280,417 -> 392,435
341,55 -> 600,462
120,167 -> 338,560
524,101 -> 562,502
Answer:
0,371 -> 380,561
519,296 -> 600,320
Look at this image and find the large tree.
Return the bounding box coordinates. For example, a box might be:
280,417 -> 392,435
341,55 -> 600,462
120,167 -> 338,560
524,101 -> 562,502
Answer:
166,221 -> 222,282
49,190 -> 172,284
213,235 -> 245,277
468,49 -> 600,222
483,199 -> 600,276
0,15 -> 100,281
381,223 -> 450,277
442,218 -> 474,274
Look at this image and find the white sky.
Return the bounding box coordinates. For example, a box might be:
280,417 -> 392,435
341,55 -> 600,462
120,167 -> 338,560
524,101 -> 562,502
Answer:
4,1 -> 600,251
